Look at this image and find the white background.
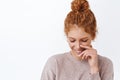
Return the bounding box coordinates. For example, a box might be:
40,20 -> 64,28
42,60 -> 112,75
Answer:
0,0 -> 119,80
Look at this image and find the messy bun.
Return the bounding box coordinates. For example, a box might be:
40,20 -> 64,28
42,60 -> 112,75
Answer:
71,0 -> 89,12
64,0 -> 97,40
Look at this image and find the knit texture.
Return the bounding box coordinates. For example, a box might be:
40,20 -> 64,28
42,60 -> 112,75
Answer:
41,52 -> 113,80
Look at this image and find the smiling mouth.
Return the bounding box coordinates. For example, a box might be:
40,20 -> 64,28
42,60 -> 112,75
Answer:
76,51 -> 82,54
75,49 -> 86,55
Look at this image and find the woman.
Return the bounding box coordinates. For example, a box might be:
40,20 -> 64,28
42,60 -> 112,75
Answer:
40,0 -> 114,80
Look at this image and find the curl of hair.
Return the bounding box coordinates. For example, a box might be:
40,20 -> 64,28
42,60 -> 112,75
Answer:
71,0 -> 89,12
64,0 -> 97,40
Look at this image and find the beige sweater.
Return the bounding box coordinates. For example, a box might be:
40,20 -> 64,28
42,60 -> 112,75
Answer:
41,52 -> 114,80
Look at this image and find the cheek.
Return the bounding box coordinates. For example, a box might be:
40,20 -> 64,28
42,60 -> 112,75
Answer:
81,41 -> 91,46
68,42 -> 75,50
81,42 -> 89,46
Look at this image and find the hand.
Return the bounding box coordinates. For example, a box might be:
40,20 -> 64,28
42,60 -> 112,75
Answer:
78,45 -> 99,74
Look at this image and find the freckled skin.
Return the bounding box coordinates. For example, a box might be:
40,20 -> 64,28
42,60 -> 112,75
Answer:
66,24 -> 99,74
67,24 -> 92,60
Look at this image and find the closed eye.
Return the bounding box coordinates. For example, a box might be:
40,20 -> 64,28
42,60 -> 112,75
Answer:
81,39 -> 88,42
70,40 -> 75,43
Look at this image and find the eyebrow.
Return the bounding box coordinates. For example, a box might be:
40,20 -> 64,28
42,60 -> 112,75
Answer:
68,37 -> 88,39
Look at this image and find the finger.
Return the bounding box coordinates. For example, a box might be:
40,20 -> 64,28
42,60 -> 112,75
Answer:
78,51 -> 84,57
81,52 -> 88,60
81,50 -> 92,60
80,45 -> 92,50
84,54 -> 89,60
85,54 -> 91,60
78,52 -> 84,60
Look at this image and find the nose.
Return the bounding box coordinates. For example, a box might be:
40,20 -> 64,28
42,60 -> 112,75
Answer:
76,42 -> 81,50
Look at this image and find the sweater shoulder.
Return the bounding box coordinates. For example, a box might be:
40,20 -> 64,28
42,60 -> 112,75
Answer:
48,52 -> 68,62
98,55 -> 113,66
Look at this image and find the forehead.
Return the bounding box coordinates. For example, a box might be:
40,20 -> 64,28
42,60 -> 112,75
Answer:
67,25 -> 91,39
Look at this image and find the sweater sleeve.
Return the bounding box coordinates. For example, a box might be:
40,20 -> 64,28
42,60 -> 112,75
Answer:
100,58 -> 114,80
89,72 -> 101,80
40,56 -> 56,80
88,57 -> 114,80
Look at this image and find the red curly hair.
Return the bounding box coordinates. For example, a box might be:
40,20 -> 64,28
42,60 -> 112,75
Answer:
64,0 -> 97,40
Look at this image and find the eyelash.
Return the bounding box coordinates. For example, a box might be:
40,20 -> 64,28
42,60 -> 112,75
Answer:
82,39 -> 88,42
70,40 -> 75,42
70,39 -> 88,43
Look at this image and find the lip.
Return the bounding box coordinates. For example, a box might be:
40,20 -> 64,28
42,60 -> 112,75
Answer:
76,51 -> 82,55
